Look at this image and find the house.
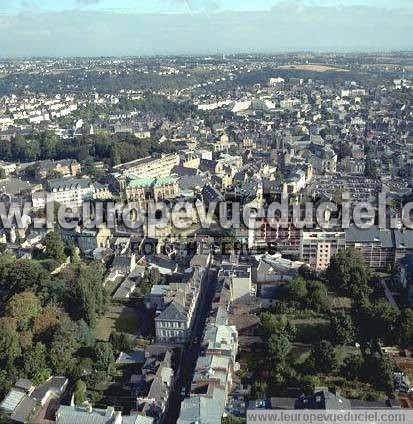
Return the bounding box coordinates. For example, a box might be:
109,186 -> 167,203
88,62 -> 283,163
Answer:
125,176 -> 179,202
112,254 -> 137,275
399,254 -> 413,305
144,254 -> 178,275
256,253 -> 304,283
56,405 -> 141,424
295,390 -> 351,410
30,376 -> 68,407
112,154 -> 180,180
46,178 -> 99,208
203,322 -> 238,363
77,226 -> 112,254
0,377 -> 68,423
178,397 -> 222,424
220,263 -> 254,302
134,351 -> 174,422
178,302 -> 239,423
35,159 -> 81,179
144,285 -> 170,311
112,265 -> 145,301
345,226 -> 413,271
0,379 -> 34,416
155,301 -> 189,343
300,230 -> 346,271
155,267 -> 204,343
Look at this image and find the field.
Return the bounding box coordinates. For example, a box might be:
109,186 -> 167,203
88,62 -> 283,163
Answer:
277,64 -> 349,73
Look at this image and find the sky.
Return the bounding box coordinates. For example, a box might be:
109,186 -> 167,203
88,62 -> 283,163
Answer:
0,0 -> 412,56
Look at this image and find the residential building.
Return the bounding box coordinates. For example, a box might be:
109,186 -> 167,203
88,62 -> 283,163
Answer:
46,177 -> 108,208
113,154 -> 180,180
300,230 -> 346,271
154,267 -> 204,343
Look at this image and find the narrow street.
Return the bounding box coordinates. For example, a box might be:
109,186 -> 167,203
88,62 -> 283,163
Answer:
163,265 -> 218,424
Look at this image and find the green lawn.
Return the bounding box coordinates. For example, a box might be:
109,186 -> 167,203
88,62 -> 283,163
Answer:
289,342 -> 311,364
335,345 -> 360,366
94,306 -> 140,341
292,318 -> 330,343
115,308 -> 140,333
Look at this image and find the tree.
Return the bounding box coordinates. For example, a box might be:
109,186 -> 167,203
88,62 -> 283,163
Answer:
49,316 -> 80,374
362,354 -> 394,393
286,277 -> 308,303
260,313 -> 296,341
326,249 -> 371,299
94,342 -> 114,371
330,311 -> 355,345
109,332 -> 135,354
399,309 -> 413,348
78,320 -> 96,348
353,299 -> 399,346
6,259 -> 51,293
33,306 -> 60,344
20,342 -> 51,385
251,380 -> 268,399
44,231 -> 66,263
0,254 -> 15,281
222,417 -> 246,424
341,353 -> 363,379
311,340 -> 337,374
268,333 -> 291,368
141,267 -> 159,295
6,291 -> 41,331
0,318 -> 21,367
67,263 -> 106,327
306,281 -> 331,313
74,380 -> 87,406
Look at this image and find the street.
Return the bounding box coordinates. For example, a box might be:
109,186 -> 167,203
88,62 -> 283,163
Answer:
163,264 -> 218,424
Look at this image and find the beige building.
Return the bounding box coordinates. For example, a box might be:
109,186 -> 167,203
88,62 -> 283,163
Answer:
125,176 -> 179,202
300,230 -> 346,271
113,154 -> 180,179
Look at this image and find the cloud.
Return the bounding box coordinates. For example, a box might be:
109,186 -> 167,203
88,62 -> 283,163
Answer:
166,0 -> 222,12
76,0 -> 102,5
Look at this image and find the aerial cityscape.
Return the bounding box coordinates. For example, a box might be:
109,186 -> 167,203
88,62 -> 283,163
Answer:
0,1 -> 412,424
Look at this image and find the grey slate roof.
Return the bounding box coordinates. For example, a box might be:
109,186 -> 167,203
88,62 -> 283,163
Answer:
295,390 -> 351,410
155,301 -> 187,322
48,177 -> 93,191
345,225 -> 394,247
10,396 -> 37,423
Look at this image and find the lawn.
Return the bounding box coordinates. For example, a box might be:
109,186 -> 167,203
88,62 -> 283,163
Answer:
289,342 -> 311,364
116,308 -> 140,333
94,305 -> 140,341
292,317 -> 330,343
330,295 -> 352,310
335,345 -> 360,366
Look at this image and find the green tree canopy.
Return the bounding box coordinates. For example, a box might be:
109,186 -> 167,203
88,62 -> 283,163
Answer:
326,248 -> 371,299
311,340 -> 337,374
44,231 -> 66,263
6,292 -> 42,331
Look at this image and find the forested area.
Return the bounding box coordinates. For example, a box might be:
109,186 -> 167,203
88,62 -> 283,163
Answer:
0,131 -> 177,165
0,232 -> 116,398
248,249 -> 413,401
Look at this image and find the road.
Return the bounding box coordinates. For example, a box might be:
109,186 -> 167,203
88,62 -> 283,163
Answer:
163,264 -> 218,424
